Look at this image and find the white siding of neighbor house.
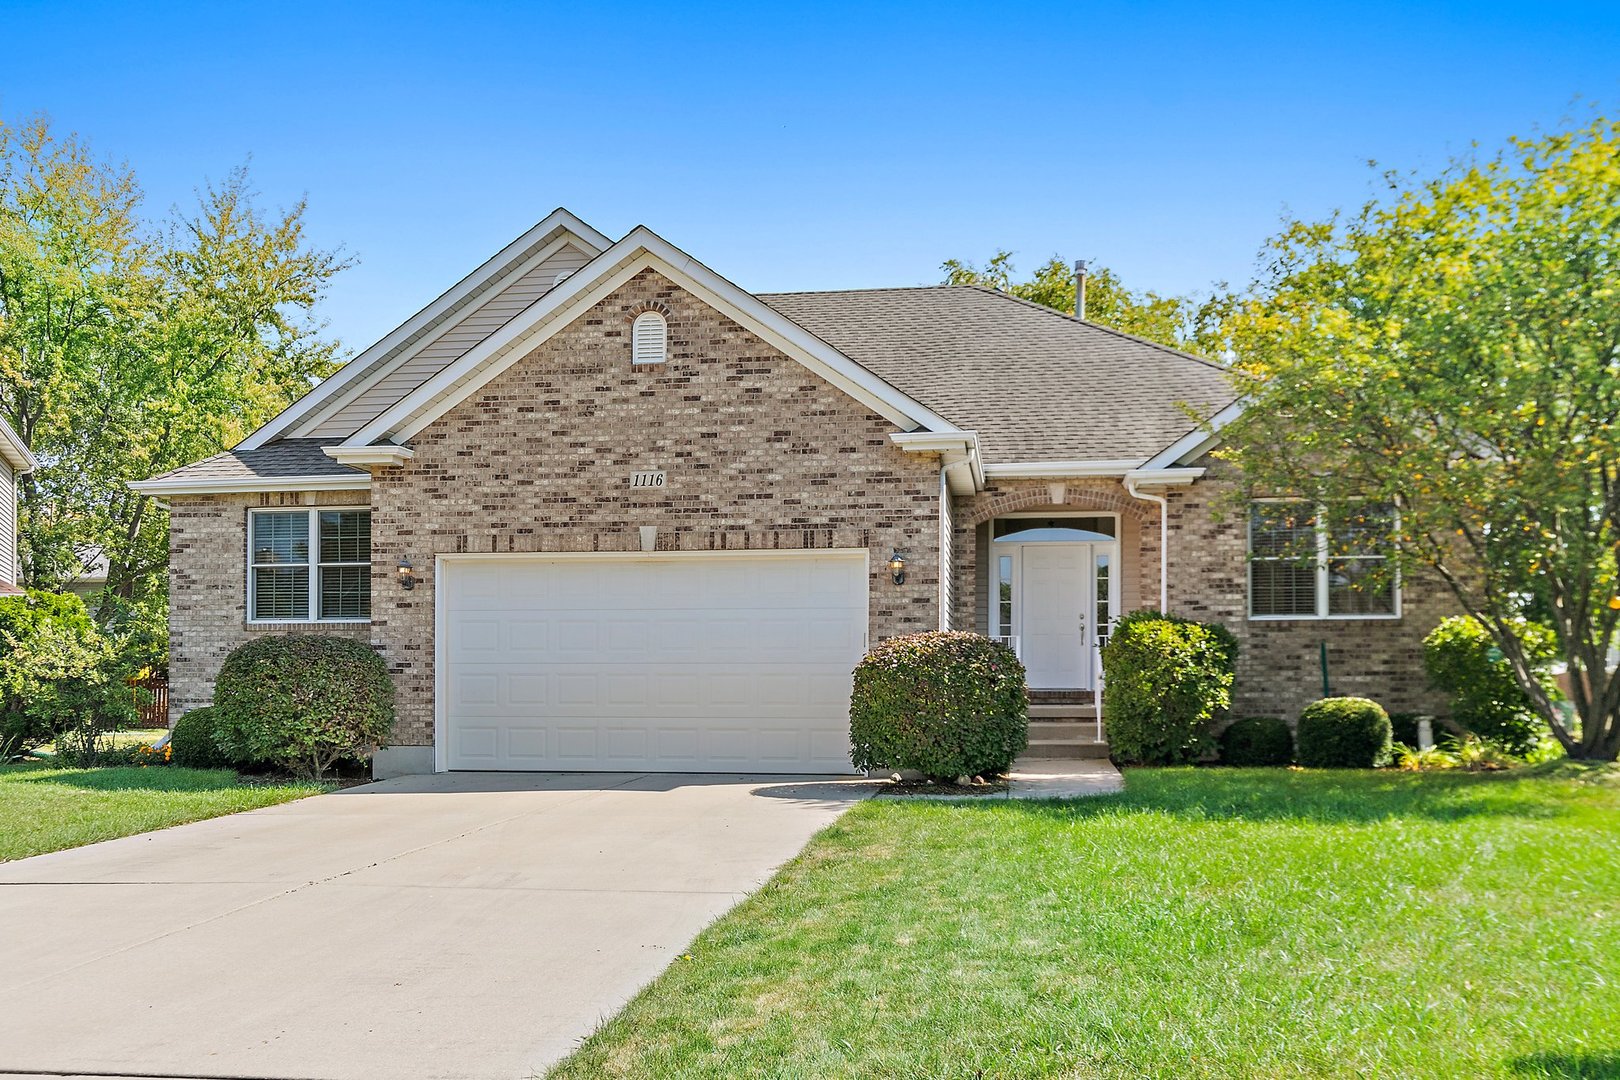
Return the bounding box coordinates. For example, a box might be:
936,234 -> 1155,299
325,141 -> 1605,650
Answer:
307,244 -> 596,438
0,458 -> 16,585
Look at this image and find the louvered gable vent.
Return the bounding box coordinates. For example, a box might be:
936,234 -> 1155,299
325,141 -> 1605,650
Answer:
632,312 -> 667,364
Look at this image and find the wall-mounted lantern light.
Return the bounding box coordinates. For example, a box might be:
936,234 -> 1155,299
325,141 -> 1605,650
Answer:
398,558 -> 417,591
888,550 -> 908,586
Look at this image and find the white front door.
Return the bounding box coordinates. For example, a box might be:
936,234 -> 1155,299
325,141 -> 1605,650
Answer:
1019,544 -> 1091,688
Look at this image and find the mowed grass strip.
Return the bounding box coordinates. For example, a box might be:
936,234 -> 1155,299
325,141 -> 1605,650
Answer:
0,763 -> 324,862
550,765 -> 1620,1079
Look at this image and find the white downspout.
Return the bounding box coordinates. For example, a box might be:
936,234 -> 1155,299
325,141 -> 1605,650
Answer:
1125,478 -> 1170,612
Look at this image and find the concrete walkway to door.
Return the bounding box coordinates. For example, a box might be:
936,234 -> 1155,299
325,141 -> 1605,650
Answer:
0,770 -> 878,1080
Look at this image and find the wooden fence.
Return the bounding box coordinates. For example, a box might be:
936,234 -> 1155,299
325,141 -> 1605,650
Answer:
130,673 -> 169,728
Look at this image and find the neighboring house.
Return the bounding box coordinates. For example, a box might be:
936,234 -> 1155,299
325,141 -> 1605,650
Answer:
0,418 -> 37,597
133,209 -> 1448,777
66,546 -> 110,602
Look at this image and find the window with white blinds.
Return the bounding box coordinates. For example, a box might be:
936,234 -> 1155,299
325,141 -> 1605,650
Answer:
1248,500 -> 1399,619
249,508 -> 371,622
631,312 -> 667,364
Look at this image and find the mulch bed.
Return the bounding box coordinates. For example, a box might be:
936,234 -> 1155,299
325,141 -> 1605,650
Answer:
881,776 -> 1010,797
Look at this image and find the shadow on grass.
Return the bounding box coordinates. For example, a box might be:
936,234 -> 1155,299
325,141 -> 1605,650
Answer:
937,766 -> 1584,825
7,765 -> 247,794
1510,1052 -> 1620,1078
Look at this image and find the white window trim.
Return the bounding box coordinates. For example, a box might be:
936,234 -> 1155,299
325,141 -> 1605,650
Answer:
246,506 -> 373,625
1247,498 -> 1402,621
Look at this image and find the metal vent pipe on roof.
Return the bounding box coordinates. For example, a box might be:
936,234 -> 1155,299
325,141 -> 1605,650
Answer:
1073,259 -> 1088,321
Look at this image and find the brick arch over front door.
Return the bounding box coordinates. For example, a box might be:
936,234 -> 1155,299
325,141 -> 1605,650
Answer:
961,480 -> 1155,527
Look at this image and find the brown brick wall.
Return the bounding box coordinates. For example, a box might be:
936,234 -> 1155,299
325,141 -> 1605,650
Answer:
166,490 -> 376,723
1164,454 -> 1452,719
365,268 -> 941,746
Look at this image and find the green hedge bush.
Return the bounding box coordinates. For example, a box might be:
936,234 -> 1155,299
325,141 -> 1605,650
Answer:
1099,610 -> 1238,765
1218,716 -> 1294,766
170,706 -> 235,769
850,631 -> 1027,781
1423,616 -> 1556,756
0,590 -> 131,761
213,636 -> 395,779
1296,697 -> 1392,768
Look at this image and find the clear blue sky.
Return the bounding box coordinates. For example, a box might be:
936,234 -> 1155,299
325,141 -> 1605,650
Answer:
4,0 -> 1618,353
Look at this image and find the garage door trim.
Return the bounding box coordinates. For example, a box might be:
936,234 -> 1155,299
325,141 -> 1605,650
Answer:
432,549 -> 871,772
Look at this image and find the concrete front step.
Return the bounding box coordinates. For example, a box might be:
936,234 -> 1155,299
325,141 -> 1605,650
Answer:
1026,720 -> 1103,740
1024,738 -> 1111,760
1028,689 -> 1095,705
1030,703 -> 1099,720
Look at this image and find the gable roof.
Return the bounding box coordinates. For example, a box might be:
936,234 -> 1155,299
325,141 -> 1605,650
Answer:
761,286 -> 1237,464
238,208 -> 611,451
342,226 -> 961,446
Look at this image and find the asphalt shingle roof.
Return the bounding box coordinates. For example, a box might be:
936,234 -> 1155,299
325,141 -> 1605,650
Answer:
760,285 -> 1237,463
144,439 -> 362,484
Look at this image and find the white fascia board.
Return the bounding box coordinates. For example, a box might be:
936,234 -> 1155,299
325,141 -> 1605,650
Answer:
127,474 -> 370,496
238,209 -> 613,451
1121,466 -> 1207,486
0,419 -> 36,473
349,227 -> 960,446
982,459 -> 1144,480
323,445 -> 415,467
1138,399 -> 1245,471
284,232 -> 591,440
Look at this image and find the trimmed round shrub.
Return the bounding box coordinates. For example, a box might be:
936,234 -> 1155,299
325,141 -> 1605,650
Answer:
1100,610 -> 1238,765
1296,697 -> 1392,768
1218,716 -> 1294,766
170,706 -> 234,769
850,631 -> 1027,782
213,636 -> 395,779
1423,615 -> 1556,756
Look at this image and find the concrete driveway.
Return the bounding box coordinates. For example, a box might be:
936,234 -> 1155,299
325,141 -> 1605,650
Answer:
0,771 -> 874,1080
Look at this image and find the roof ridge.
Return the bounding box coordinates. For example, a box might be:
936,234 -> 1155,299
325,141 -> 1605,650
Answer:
759,284 -> 961,298
957,285 -> 1230,374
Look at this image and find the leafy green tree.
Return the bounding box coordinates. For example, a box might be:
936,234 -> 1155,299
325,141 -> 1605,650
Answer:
1219,115 -> 1620,761
941,249 -> 1232,356
0,114 -> 349,632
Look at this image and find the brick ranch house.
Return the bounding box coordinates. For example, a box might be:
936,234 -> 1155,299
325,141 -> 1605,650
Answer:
133,209 -> 1447,776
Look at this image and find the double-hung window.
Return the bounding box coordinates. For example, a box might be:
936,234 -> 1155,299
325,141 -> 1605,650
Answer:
1248,500 -> 1398,619
248,508 -> 371,622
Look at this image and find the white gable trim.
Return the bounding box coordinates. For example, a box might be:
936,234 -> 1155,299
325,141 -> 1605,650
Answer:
0,419 -> 35,474
324,445 -> 415,468
982,459 -> 1145,480
1138,399 -> 1245,471
239,209 -> 611,451
284,232 -> 593,440
345,227 -> 961,447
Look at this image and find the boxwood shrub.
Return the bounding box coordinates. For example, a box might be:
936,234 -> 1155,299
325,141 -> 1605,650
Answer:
213,636 -> 395,779
170,706 -> 235,770
850,631 -> 1027,782
1296,697 -> 1392,768
1100,610 -> 1238,765
1218,716 -> 1294,766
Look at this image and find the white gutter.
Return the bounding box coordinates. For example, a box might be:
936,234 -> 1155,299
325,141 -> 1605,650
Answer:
1121,467 -> 1204,613
127,473 -> 370,497
888,430 -> 983,492
982,459 -> 1142,480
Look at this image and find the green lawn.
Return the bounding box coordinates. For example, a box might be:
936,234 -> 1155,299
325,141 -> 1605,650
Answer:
0,763 -> 324,862
550,765 -> 1620,1080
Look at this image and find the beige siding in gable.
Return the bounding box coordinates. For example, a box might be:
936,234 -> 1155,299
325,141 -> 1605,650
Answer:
307,244 -> 595,438
0,459 -> 16,585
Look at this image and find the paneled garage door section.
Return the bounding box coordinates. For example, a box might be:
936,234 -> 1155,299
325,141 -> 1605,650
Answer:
441,552 -> 868,772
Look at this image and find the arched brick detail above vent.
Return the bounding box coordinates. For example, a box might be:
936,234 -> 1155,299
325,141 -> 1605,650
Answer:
963,481 -> 1155,526
623,300 -> 673,322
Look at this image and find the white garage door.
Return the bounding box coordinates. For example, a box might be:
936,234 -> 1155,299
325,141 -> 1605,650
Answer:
439,551 -> 868,772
